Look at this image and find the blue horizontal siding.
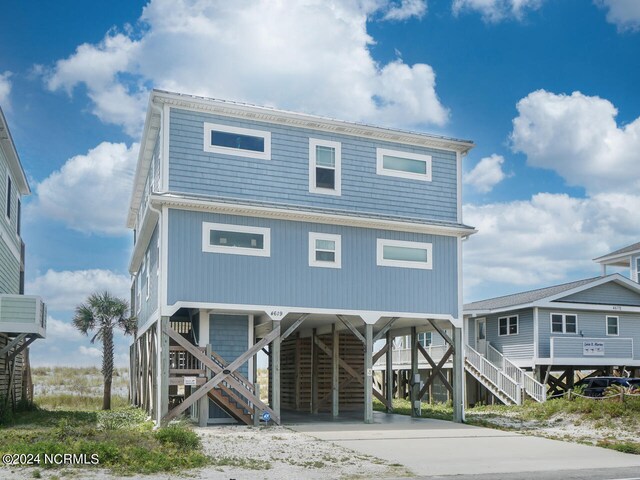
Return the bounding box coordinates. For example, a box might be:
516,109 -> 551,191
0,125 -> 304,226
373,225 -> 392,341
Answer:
167,108 -> 458,223
167,209 -> 458,316
556,282 -> 640,306
484,309 -> 534,360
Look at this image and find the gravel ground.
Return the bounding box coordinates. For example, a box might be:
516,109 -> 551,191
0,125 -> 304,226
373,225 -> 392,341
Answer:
0,425 -> 411,480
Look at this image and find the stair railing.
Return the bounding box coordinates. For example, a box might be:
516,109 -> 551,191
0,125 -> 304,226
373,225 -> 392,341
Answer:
465,345 -> 522,405
486,344 -> 546,403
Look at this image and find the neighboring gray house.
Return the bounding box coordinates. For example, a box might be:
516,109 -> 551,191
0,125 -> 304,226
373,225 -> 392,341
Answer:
0,106 -> 46,409
127,90 -> 475,426
594,241 -> 640,282
464,273 -> 640,405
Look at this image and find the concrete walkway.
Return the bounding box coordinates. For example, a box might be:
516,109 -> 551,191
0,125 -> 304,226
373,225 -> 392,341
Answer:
288,412 -> 640,477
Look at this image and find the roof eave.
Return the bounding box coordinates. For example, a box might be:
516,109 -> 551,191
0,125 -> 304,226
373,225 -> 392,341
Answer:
0,107 -> 30,195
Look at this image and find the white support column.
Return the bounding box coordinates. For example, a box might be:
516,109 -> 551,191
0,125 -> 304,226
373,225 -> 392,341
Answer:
452,326 -> 465,423
271,320 -> 281,421
364,323 -> 373,424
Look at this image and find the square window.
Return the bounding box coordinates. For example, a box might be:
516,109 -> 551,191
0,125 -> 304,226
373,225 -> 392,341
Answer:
499,316 -> 518,336
309,233 -> 341,268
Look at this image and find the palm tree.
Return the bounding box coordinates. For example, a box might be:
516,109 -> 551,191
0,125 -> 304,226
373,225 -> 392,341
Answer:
73,291 -> 137,410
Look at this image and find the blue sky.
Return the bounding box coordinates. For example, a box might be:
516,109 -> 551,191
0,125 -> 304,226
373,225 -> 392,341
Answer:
1,0 -> 639,367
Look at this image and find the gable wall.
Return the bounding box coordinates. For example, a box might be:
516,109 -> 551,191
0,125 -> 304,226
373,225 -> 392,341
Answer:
557,282 -> 640,306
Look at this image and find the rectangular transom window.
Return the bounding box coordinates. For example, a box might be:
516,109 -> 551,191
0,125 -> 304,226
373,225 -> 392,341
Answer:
499,315 -> 518,336
551,313 -> 578,334
376,239 -> 433,270
606,316 -> 619,336
203,122 -> 271,160
309,232 -> 341,268
309,138 -> 341,195
376,148 -> 432,182
202,222 -> 270,257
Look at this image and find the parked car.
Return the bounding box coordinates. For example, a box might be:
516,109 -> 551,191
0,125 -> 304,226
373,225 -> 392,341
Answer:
574,377 -> 640,397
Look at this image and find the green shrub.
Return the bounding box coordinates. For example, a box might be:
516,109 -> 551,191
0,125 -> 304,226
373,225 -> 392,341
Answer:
155,424 -> 201,450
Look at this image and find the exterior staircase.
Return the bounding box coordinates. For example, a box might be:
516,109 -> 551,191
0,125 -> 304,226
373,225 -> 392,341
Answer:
464,344 -> 546,405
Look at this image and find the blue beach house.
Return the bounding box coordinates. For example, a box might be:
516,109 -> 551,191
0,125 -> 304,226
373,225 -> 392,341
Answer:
128,90 -> 475,425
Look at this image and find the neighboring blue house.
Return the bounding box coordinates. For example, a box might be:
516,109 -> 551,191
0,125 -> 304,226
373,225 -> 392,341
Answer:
595,242 -> 640,282
0,106 -> 46,408
128,90 -> 475,425
464,267 -> 640,405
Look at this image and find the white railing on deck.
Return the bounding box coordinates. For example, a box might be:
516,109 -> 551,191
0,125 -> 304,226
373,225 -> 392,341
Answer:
373,345 -> 450,368
486,344 -> 546,403
465,345 -> 522,405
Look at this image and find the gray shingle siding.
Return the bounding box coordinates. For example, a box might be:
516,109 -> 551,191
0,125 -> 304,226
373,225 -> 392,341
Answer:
168,107 -> 458,223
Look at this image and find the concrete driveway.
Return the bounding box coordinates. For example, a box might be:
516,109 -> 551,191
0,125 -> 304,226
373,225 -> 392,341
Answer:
288,412 -> 640,477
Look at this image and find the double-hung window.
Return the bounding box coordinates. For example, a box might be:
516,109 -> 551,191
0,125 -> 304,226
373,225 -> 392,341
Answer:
309,233 -> 341,268
145,251 -> 150,300
376,148 -> 432,182
202,222 -> 271,257
309,139 -> 341,195
551,313 -> 578,334
419,332 -> 432,347
498,315 -> 518,336
204,122 -> 271,160
606,316 -> 619,336
377,239 -> 432,270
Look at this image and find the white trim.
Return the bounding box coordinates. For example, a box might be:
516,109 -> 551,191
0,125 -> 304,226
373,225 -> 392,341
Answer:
308,232 -> 341,269
533,307 -> 539,359
376,148 -> 432,182
203,122 -> 271,160
248,314 -> 254,384
376,239 -> 433,270
198,309 -> 209,347
594,248 -> 640,265
456,151 -> 462,224
161,207 -> 169,312
5,171 -> 12,224
161,103 -> 170,192
606,315 -> 619,336
162,300 -> 462,328
0,215 -> 20,262
202,222 -> 271,257
309,138 -> 341,196
535,357 -> 640,367
550,312 -> 578,334
145,250 -> 150,300
498,314 -> 519,336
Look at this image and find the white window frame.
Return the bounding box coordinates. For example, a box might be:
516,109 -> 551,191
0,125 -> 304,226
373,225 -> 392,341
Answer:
309,138 -> 341,196
376,148 -> 432,182
606,316 -> 619,336
308,232 -> 341,269
203,122 -> 271,160
550,313 -> 579,334
498,315 -> 519,336
202,222 -> 271,257
376,239 -> 433,270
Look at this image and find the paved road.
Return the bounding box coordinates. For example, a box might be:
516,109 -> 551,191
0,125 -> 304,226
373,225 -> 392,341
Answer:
288,412 -> 640,478
412,467 -> 640,480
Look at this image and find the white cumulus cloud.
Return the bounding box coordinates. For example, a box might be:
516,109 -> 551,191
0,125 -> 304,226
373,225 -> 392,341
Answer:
383,0 -> 428,21
46,317 -> 84,341
452,0 -> 543,22
0,71 -> 12,106
78,346 -> 102,358
26,269 -> 131,312
44,0 -> 448,138
464,154 -> 508,193
31,141 -> 138,236
511,90 -> 640,194
463,192 -> 640,299
596,0 -> 640,32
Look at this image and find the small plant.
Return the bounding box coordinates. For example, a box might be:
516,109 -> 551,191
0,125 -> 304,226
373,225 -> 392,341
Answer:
155,424 -> 201,450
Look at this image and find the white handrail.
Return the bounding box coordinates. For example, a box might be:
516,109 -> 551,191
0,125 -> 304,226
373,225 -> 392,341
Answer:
486,343 -> 546,403
465,345 -> 522,405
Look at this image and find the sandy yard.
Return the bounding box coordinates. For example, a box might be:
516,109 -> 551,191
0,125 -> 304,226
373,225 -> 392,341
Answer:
0,425 -> 411,480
